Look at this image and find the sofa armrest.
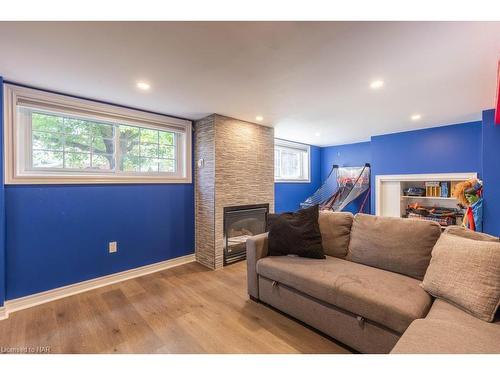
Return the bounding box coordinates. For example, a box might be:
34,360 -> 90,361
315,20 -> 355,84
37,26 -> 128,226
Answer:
246,232 -> 269,299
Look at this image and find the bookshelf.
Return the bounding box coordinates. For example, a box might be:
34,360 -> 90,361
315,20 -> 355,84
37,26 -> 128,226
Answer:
376,172 -> 478,227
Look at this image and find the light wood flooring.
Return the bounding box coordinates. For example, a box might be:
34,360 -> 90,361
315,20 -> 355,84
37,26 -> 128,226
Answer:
0,260 -> 350,353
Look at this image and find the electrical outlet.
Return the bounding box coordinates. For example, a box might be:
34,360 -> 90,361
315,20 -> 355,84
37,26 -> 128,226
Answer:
109,241 -> 117,253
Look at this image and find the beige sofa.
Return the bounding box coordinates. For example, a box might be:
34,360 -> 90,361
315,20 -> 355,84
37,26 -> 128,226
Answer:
246,212 -> 500,354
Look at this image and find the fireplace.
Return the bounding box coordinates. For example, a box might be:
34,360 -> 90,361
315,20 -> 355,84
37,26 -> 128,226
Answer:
195,114 -> 274,269
223,204 -> 269,265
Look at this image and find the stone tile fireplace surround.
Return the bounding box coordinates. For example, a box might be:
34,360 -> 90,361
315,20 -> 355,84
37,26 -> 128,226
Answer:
194,114 -> 275,269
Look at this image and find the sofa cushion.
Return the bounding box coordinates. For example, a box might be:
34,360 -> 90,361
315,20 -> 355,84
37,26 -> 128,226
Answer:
444,225 -> 499,242
391,299 -> 500,354
256,255 -> 432,333
346,214 -> 441,280
318,211 -> 353,258
421,233 -> 500,322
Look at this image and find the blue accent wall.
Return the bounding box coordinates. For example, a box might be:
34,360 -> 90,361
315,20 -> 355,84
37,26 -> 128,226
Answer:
320,142 -> 372,182
1,81 -> 195,300
320,142 -> 372,214
280,122 -> 483,218
5,184 -> 194,299
274,145 -> 322,213
370,121 -> 483,214
481,109 -> 500,236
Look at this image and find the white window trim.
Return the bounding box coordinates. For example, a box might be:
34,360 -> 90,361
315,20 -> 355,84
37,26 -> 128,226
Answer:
3,84 -> 192,184
274,139 -> 311,183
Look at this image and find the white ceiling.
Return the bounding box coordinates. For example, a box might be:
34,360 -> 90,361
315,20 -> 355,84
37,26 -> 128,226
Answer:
0,22 -> 499,146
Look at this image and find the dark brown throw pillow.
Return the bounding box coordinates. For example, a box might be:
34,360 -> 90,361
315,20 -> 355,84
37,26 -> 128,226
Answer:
268,205 -> 325,259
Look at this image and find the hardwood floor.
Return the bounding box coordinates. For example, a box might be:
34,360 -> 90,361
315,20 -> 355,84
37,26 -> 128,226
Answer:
0,261 -> 351,354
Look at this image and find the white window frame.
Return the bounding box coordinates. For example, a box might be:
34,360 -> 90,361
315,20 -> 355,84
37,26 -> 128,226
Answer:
3,84 -> 192,184
274,139 -> 311,183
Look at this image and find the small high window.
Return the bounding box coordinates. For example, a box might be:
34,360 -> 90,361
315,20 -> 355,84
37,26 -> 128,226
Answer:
274,139 -> 310,182
4,84 -> 192,184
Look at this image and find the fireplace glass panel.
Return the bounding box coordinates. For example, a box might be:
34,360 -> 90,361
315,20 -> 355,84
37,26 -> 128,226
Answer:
223,205 -> 268,265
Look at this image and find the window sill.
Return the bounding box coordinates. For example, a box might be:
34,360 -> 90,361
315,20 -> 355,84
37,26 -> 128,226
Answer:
5,174 -> 192,185
274,179 -> 311,184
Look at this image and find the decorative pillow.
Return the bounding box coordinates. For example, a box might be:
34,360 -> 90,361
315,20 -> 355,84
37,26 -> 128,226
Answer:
421,233 -> 500,322
268,205 -> 325,259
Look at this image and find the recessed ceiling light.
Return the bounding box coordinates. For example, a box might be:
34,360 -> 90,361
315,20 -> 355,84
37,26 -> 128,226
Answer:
255,116 -> 263,122
136,81 -> 151,91
411,114 -> 422,121
370,80 -> 384,90
315,132 -> 321,137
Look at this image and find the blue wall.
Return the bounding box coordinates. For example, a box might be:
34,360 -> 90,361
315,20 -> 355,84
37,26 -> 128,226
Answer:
274,145 -> 322,213
370,121 -> 483,213
481,109 -> 500,236
320,142 -> 372,214
278,122 -> 484,218
5,184 -> 194,299
1,81 -> 195,300
320,141 -> 372,182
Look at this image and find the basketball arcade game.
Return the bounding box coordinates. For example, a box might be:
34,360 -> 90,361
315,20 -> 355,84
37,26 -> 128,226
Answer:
301,164 -> 370,212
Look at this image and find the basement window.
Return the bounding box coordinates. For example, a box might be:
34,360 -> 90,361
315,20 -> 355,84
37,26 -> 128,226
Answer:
274,139 -> 310,183
3,84 -> 192,184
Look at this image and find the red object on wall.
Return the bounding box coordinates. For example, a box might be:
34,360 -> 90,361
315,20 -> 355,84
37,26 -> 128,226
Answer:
496,60 -> 500,125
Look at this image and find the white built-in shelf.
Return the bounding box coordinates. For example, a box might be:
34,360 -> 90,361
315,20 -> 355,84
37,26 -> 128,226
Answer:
376,172 -> 477,218
401,196 -> 457,201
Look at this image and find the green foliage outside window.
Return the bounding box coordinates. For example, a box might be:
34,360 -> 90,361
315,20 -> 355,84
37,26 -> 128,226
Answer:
31,112 -> 176,173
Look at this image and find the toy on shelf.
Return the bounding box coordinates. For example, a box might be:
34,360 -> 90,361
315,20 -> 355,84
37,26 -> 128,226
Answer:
452,179 -> 483,232
406,202 -> 462,227
403,187 -> 426,196
440,181 -> 450,198
425,181 -> 441,197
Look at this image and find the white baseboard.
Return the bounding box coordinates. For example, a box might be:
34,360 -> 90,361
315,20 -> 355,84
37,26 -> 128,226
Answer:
0,306 -> 6,321
2,253 -> 195,319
